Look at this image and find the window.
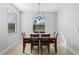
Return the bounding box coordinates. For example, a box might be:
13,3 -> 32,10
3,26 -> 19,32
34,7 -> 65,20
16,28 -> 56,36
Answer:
8,10 -> 17,33
33,15 -> 45,32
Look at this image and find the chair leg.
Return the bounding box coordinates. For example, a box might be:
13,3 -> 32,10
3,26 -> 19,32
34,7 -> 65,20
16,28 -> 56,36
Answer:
31,45 -> 32,53
41,45 -> 42,54
38,45 -> 39,54
23,40 -> 25,53
23,43 -> 25,53
48,45 -> 50,54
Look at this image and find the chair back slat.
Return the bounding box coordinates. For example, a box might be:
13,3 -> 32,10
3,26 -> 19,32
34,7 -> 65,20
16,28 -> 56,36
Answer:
41,34 -> 50,38
30,34 -> 39,38
41,34 -> 50,41
54,32 -> 58,38
30,34 -> 39,41
56,33 -> 58,37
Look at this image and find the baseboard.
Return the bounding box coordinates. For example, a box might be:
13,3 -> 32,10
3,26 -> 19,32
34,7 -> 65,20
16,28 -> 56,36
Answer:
0,39 -> 21,55
67,46 -> 78,55
59,32 -> 78,55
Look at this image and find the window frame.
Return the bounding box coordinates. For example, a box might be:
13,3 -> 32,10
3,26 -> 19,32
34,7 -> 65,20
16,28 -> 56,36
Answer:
33,15 -> 45,32
7,9 -> 17,34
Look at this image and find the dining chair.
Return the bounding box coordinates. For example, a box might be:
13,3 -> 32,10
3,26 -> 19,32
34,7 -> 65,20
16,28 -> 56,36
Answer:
54,32 -> 58,38
30,34 -> 39,53
40,34 -> 50,54
54,32 -> 56,36
53,32 -> 58,48
56,32 -> 58,38
22,32 -> 26,38
22,32 -> 26,53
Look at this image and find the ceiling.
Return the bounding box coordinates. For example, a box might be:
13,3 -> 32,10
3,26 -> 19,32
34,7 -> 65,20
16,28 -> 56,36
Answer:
12,3 -> 65,12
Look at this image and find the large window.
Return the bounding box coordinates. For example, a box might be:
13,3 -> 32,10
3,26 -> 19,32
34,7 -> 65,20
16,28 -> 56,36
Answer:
8,10 -> 17,33
33,15 -> 45,32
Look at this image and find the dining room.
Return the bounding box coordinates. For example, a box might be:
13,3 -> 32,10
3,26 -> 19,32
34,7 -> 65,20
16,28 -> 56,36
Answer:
0,3 -> 79,55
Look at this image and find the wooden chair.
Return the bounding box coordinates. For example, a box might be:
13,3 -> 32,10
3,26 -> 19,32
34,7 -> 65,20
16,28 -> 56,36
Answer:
22,32 -> 31,53
54,32 -> 56,36
53,32 -> 58,50
40,34 -> 50,54
56,32 -> 58,38
22,32 -> 26,38
30,34 -> 39,53
54,32 -> 58,38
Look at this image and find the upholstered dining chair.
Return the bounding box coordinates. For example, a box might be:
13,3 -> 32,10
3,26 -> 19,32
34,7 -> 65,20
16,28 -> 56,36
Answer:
30,34 -> 39,54
40,34 -> 50,54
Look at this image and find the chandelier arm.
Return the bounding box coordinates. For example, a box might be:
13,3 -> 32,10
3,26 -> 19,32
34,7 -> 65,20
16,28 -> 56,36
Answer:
38,3 -> 40,14
39,3 -> 40,14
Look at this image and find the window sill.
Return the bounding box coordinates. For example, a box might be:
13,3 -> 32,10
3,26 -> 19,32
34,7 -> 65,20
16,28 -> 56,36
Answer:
8,32 -> 17,36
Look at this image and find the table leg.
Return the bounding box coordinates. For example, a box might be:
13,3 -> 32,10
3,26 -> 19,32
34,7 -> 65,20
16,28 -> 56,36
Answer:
55,39 -> 57,53
23,39 -> 25,53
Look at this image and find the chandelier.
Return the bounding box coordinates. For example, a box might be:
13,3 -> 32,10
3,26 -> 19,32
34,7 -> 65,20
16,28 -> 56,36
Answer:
33,3 -> 45,25
35,3 -> 44,21
38,3 -> 41,16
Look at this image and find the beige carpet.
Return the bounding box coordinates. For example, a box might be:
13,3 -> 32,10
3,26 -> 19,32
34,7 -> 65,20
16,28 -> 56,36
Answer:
4,40 -> 74,55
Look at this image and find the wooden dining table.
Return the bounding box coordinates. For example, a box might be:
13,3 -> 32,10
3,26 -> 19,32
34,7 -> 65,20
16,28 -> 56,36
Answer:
23,36 -> 57,53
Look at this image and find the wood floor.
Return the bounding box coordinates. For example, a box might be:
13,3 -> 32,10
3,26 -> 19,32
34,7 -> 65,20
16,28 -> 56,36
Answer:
4,40 -> 74,55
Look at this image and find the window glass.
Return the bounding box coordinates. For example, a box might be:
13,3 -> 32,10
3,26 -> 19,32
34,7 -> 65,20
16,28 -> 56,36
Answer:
8,10 -> 17,33
33,15 -> 45,32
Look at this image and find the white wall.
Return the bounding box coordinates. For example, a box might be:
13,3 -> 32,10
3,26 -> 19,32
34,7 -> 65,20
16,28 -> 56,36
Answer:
21,12 -> 36,37
21,12 -> 57,37
41,12 -> 57,34
0,3 -> 21,54
57,3 -> 79,54
0,4 -> 2,53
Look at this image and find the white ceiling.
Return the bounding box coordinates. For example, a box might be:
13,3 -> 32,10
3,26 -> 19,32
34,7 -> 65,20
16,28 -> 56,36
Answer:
12,3 -> 65,12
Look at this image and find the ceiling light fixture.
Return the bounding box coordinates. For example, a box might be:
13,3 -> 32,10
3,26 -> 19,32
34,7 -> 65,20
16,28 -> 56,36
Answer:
37,3 -> 43,20
38,3 -> 41,16
33,3 -> 45,25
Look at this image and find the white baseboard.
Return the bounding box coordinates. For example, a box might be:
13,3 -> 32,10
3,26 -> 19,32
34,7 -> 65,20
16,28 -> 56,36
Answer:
0,39 -> 21,55
59,32 -> 78,55
67,46 -> 78,55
